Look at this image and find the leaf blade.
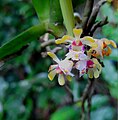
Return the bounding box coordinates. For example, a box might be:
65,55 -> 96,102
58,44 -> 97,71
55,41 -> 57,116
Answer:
32,0 -> 50,22
50,0 -> 63,24
0,24 -> 46,59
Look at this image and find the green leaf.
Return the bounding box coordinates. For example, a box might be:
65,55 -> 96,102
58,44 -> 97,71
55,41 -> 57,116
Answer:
22,99 -> 33,120
102,60 -> 118,99
110,83 -> 118,99
101,3 -> 118,43
102,25 -> 118,43
91,107 -> 115,120
101,3 -> 115,23
49,23 -> 66,37
102,60 -> 118,86
0,77 -> 8,101
91,95 -> 109,111
32,0 -> 50,22
50,106 -> 78,120
37,89 -> 51,109
0,23 -> 47,60
50,0 -> 63,24
32,0 -> 63,24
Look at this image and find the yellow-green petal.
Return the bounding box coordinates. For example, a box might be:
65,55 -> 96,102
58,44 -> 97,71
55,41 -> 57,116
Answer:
88,69 -> 93,78
81,36 -> 98,48
110,40 -> 117,48
103,39 -> 117,48
58,74 -> 65,85
93,69 -> 99,78
96,64 -> 102,73
55,35 -> 71,44
47,52 -> 60,63
82,36 -> 95,42
48,69 -> 56,81
73,28 -> 83,38
92,58 -> 99,64
92,58 -> 102,72
48,65 -> 57,72
66,75 -> 72,81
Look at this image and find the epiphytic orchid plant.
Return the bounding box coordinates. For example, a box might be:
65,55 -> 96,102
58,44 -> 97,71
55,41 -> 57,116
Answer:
0,0 -> 117,120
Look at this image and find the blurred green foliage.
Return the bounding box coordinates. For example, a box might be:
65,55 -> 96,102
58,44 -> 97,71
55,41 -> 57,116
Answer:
0,0 -> 118,120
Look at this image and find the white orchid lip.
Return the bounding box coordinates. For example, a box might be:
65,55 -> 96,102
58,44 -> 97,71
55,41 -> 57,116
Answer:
66,50 -> 88,61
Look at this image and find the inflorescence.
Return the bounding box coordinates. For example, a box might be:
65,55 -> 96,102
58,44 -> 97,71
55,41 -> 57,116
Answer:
47,28 -> 117,85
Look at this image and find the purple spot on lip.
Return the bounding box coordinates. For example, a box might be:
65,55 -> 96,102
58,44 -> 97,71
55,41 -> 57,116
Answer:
81,45 -> 85,52
69,45 -> 72,50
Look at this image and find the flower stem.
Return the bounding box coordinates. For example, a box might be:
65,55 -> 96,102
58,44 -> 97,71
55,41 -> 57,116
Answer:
59,0 -> 75,36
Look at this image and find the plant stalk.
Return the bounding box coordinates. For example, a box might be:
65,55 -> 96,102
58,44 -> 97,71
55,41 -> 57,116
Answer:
59,0 -> 75,36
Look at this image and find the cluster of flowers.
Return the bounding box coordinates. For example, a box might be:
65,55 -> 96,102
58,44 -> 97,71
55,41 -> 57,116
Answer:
47,29 -> 117,85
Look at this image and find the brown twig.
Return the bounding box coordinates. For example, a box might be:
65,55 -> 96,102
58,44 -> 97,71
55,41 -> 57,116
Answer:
87,96 -> 91,120
81,78 -> 95,120
65,85 -> 74,103
82,0 -> 94,31
85,0 -> 107,35
41,46 -> 62,58
87,81 -> 95,120
51,47 -> 62,53
41,40 -> 55,48
90,16 -> 108,36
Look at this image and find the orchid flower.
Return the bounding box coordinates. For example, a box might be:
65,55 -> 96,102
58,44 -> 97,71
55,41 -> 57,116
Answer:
86,58 -> 102,78
88,38 -> 117,58
65,50 -> 88,77
65,48 -> 89,77
55,28 -> 97,51
65,49 -> 89,77
75,57 -> 102,78
47,52 -> 74,85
